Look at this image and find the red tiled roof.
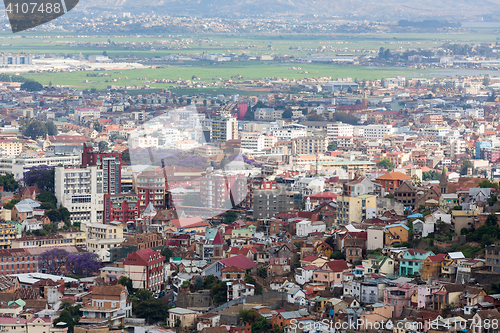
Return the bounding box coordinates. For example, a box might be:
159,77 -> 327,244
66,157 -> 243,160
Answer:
323,260 -> 349,272
219,255 -> 257,270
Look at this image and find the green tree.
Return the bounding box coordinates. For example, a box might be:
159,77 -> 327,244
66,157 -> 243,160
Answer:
211,281 -> 227,305
118,276 -> 134,294
136,289 -> 152,301
307,114 -> 324,121
479,180 -> 499,189
0,173 -> 18,191
327,143 -> 337,151
161,247 -> 173,262
223,211 -> 238,224
21,80 -> 43,92
459,160 -> 474,175
330,250 -> 345,260
37,191 -> 57,207
23,120 -> 47,140
134,299 -> 169,324
45,121 -> 58,136
244,109 -> 255,121
4,198 -> 20,210
178,97 -> 184,104
377,159 -> 394,170
45,209 -> 62,222
59,207 -> 71,226
187,98 -> 192,105
98,141 -> 109,152
282,109 -> 293,118
257,266 -> 267,279
194,276 -> 203,290
56,310 -> 75,333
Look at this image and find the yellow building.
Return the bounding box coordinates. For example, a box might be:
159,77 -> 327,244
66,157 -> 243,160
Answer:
336,194 -> 377,225
58,230 -> 86,247
81,222 -> 125,261
0,223 -> 17,249
384,224 -> 409,246
0,140 -> 22,157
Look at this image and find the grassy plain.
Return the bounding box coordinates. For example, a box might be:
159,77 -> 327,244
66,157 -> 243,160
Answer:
2,23 -> 500,92
21,62 -> 445,91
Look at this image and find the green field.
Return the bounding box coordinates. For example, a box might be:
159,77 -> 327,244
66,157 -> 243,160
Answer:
2,25 -> 500,91
21,62 -> 447,90
1,26 -> 500,59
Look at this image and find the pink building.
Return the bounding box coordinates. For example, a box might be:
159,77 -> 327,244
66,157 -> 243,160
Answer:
383,283 -> 417,317
312,260 -> 350,287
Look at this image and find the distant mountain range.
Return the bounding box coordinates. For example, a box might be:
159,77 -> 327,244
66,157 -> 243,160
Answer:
84,0 -> 500,20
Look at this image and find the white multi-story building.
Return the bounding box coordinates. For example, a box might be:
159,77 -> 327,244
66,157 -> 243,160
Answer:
129,135 -> 159,149
363,125 -> 393,140
227,280 -> 255,301
383,76 -> 406,88
327,122 -> 354,141
272,124 -> 307,140
81,222 -> 125,261
447,139 -> 466,159
0,154 -> 81,179
74,107 -> 101,124
54,165 -> 104,224
240,134 -> 277,151
422,126 -> 451,137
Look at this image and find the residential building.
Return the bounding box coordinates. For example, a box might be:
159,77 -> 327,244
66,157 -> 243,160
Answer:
123,248 -> 165,293
54,166 -> 104,224
227,279 -> 255,301
81,222 -> 125,261
294,136 -> 328,155
0,155 -> 81,180
394,180 -> 417,210
253,184 -> 299,218
272,124 -> 307,140
486,241 -> 500,272
168,308 -> 199,329
80,285 -> 132,326
399,249 -> 435,276
336,194 -> 377,225
363,124 -> 393,139
0,140 -> 22,157
81,143 -> 122,195
211,116 -> 238,142
376,172 -> 412,196
327,122 -> 354,141
384,224 -> 409,247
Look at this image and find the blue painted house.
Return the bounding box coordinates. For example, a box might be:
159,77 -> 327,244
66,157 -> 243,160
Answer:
399,249 -> 435,276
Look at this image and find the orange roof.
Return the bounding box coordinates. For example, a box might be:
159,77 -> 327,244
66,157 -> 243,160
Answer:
376,172 -> 412,181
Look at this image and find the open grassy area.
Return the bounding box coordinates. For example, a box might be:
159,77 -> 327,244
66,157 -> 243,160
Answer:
1,26 -> 500,59
3,26 -> 500,91
21,62 -> 447,90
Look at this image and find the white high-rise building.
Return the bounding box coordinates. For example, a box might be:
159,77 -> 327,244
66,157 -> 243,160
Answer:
327,122 -> 354,141
363,125 -> 393,140
0,155 -> 81,180
55,165 -> 104,224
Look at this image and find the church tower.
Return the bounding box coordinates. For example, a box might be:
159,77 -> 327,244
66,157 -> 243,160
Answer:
439,167 -> 448,194
212,231 -> 225,260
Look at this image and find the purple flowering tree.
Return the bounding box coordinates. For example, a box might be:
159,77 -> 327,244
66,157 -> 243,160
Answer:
38,248 -> 69,275
66,252 -> 101,277
23,165 -> 55,192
